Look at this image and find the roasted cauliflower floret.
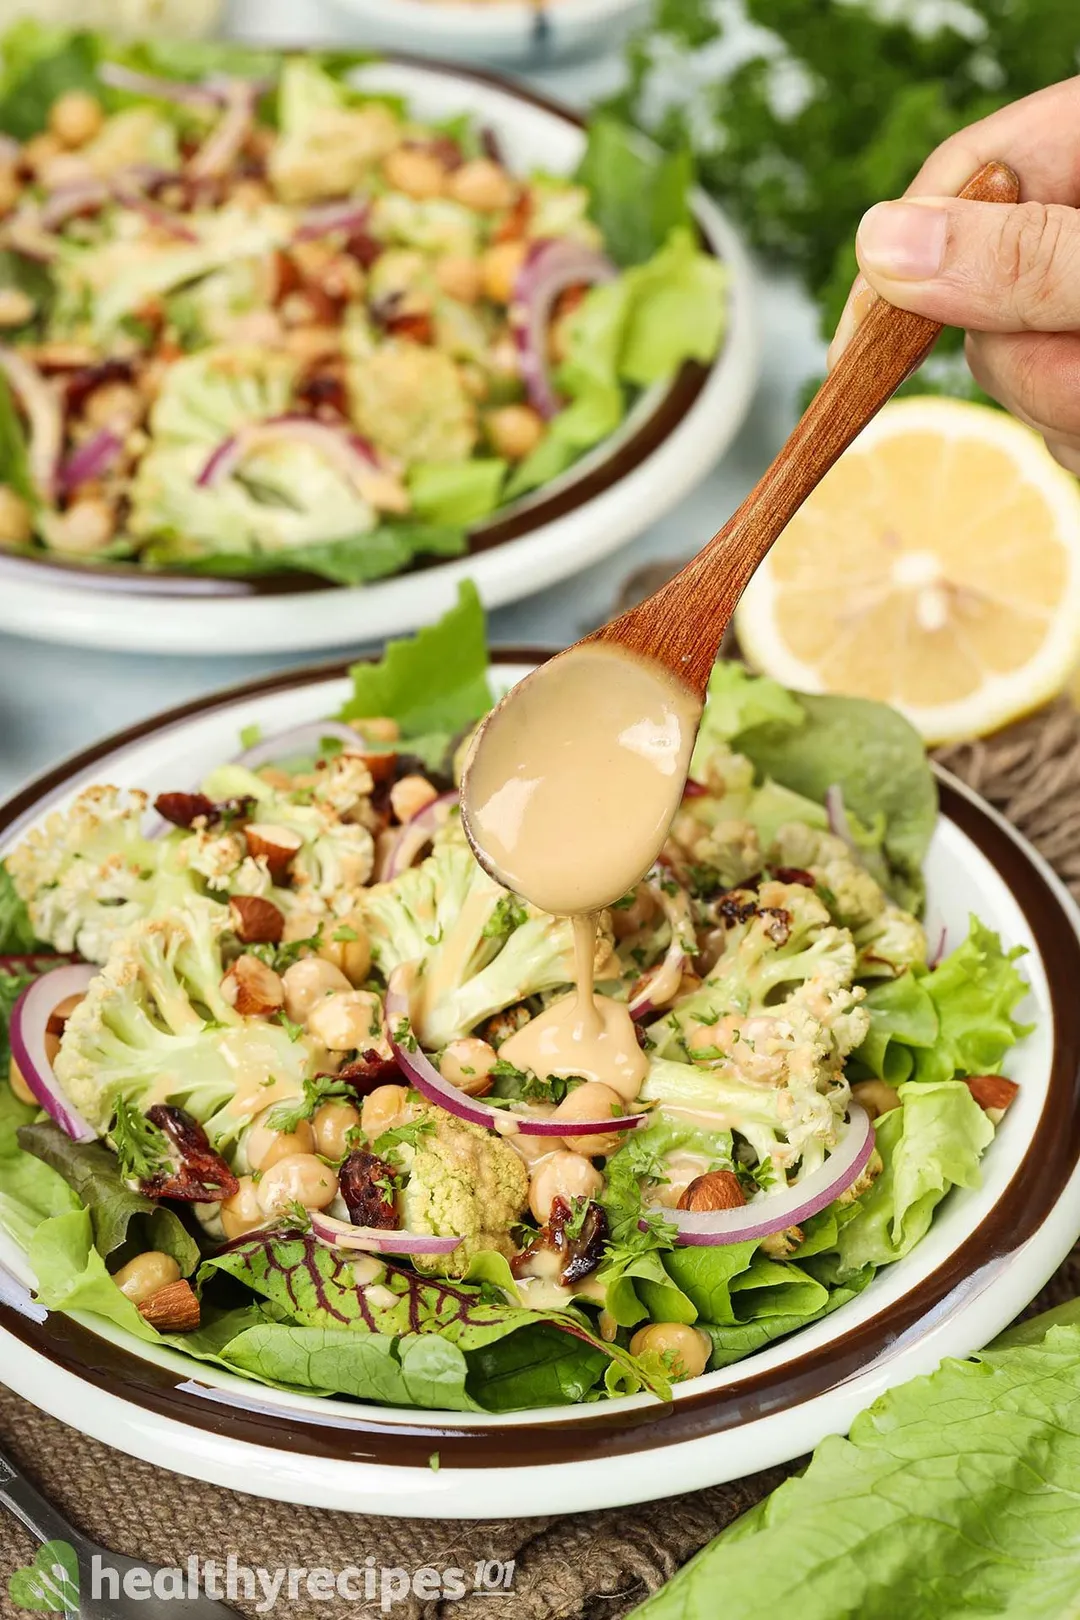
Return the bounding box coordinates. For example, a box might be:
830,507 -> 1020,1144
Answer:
349,343 -> 477,466
398,1111 -> 529,1277
268,59 -> 400,204
55,901 -> 316,1141
6,785 -> 198,962
768,822 -> 886,931
852,904 -> 928,979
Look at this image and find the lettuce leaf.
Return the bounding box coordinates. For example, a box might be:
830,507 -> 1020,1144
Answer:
28,1207 -> 159,1341
17,1120 -> 199,1274
851,971 -> 939,1085
0,371 -> 33,510
0,865 -> 40,954
629,1310 -> 1080,1620
912,916 -> 1032,1085
156,521 -> 467,589
575,118 -> 695,268
407,460 -> 507,527
338,579 -> 493,743
834,1080 -> 994,1276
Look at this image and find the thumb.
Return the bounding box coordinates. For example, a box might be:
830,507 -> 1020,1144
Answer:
855,196 -> 1080,332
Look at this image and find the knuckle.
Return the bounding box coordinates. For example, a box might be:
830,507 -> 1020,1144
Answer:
996,203 -> 1073,322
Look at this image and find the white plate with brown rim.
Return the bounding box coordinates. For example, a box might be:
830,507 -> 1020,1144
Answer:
0,56 -> 760,659
1,652 -> 1079,1518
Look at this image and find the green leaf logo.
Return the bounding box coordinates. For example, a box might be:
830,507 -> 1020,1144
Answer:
7,1541 -> 80,1613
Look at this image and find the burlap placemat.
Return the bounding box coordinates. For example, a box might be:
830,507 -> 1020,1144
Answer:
3,688 -> 1080,1620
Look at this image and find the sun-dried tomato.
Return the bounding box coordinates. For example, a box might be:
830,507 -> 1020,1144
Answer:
334,1050 -> 402,1098
142,1105 -> 239,1202
513,1197 -> 609,1287
339,1150 -> 398,1229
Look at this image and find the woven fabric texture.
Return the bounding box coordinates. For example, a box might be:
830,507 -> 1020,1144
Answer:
3,692 -> 1079,1620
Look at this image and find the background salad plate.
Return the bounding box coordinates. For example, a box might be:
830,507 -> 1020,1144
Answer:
0,57 -> 758,658
0,654 -> 1078,1519
321,0 -> 651,66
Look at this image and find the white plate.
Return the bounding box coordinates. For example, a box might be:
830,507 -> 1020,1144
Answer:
322,0 -> 651,65
0,59 -> 760,657
2,658 -> 1077,1518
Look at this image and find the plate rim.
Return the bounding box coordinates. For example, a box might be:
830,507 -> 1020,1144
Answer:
2,657 -> 1078,1516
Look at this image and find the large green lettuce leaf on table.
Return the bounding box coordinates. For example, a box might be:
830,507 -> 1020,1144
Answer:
630,1301 -> 1080,1620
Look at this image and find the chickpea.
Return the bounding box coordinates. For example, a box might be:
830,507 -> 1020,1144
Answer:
0,288 -> 33,328
851,1079 -> 901,1121
0,165 -> 20,216
550,1081 -> 627,1157
610,886 -> 659,941
439,1037 -> 498,1097
361,1084 -> 410,1142
281,956 -> 352,1023
486,404 -> 544,462
435,255 -> 482,304
629,1322 -> 711,1381
281,907 -> 323,945
0,487 -> 33,548
22,132 -> 62,176
221,1175 -> 266,1240
480,240 -> 527,304
448,159 -> 516,214
39,152 -> 93,191
307,989 -> 383,1052
246,1108 -> 316,1173
383,145 -> 446,201
317,915 -> 372,987
84,382 -> 143,434
113,1250 -> 181,1306
257,1152 -> 338,1216
8,1057 -> 35,1106
389,774 -> 439,824
528,1151 -> 603,1224
355,715 -> 399,744
47,497 -> 115,556
687,1022 -> 726,1061
49,90 -> 104,148
312,1099 -> 361,1160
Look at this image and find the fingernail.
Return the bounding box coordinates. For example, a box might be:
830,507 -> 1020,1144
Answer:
857,201 -> 948,280
827,278 -> 876,370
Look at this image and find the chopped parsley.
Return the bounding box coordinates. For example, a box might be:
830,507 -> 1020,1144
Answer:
238,723 -> 262,751
275,1012 -> 306,1043
110,1097 -> 169,1182
393,1018 -> 418,1053
482,895 -> 528,941
332,924 -> 359,943
267,1074 -> 358,1133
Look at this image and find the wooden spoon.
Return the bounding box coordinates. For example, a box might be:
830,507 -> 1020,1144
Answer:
583,158 -> 1020,699
460,161 -> 1019,899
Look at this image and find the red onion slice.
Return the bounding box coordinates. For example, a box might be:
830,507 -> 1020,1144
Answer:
98,62 -> 224,107
112,184 -> 198,242
187,80 -> 259,182
9,964 -> 98,1143
629,874 -> 695,1021
509,238 -> 617,419
385,967 -> 646,1139
652,1104 -> 874,1246
294,200 -> 371,243
197,416 -> 379,493
0,347 -> 63,501
381,792 -> 458,882
232,719 -> 365,771
39,181 -> 111,229
59,428 -> 124,495
310,1211 -> 461,1257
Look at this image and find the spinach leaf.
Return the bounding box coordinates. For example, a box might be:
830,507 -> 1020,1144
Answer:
576,118 -> 694,268
0,24 -> 101,139
0,863 -> 39,954
154,521 -> 467,589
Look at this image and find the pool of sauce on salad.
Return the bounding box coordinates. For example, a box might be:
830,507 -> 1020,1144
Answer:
462,643 -> 701,1099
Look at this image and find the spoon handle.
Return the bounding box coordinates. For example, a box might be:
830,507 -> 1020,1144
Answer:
590,159 -> 1020,697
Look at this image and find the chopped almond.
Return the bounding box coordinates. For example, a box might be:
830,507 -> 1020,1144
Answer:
222,953 -> 285,1017
138,1279 -> 200,1332
964,1074 -> 1020,1114
229,895 -> 285,945
244,822 -> 303,881
678,1170 -> 746,1212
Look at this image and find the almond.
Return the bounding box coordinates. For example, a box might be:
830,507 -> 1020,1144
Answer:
678,1169 -> 746,1212
244,822 -> 303,881
964,1074 -> 1020,1115
353,750 -> 397,786
222,953 -> 285,1017
138,1278 -> 200,1332
229,895 -> 285,945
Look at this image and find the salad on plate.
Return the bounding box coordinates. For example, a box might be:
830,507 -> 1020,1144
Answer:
0,24 -> 727,586
0,588 -> 1032,1412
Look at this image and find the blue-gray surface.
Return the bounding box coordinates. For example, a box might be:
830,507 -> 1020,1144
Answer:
0,0 -> 826,802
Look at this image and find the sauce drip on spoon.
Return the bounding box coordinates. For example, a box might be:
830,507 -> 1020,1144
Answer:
461,643 -> 701,1095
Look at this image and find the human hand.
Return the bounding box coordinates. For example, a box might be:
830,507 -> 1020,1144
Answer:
828,76 -> 1080,473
